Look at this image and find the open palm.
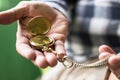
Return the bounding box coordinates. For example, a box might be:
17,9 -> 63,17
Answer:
0,1 -> 68,68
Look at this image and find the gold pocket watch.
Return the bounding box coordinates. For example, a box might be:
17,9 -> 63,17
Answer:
27,16 -> 55,49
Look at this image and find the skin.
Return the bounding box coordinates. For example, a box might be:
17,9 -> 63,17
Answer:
0,1 -> 68,68
99,45 -> 120,80
0,1 -> 119,79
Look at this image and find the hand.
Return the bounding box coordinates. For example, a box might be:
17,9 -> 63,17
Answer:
0,1 -> 68,68
99,45 -> 120,79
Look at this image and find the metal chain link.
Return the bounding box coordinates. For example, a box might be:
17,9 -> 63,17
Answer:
59,54 -> 113,68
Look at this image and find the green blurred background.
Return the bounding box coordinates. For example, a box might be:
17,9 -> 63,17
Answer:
0,0 -> 41,80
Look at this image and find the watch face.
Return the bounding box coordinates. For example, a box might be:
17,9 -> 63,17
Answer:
30,35 -> 54,48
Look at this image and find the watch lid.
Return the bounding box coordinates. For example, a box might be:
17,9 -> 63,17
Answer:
27,16 -> 51,35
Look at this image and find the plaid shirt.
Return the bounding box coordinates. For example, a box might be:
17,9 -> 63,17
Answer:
33,0 -> 120,62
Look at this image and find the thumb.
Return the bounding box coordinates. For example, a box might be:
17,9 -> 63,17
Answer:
108,54 -> 120,79
0,4 -> 28,24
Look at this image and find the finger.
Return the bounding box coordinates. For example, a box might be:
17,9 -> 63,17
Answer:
33,50 -> 49,68
16,36 -> 36,60
16,43 -> 36,60
98,45 -> 115,59
99,45 -> 115,53
108,55 -> 120,79
44,51 -> 57,67
109,55 -> 120,69
0,5 -> 28,24
55,40 -> 66,58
